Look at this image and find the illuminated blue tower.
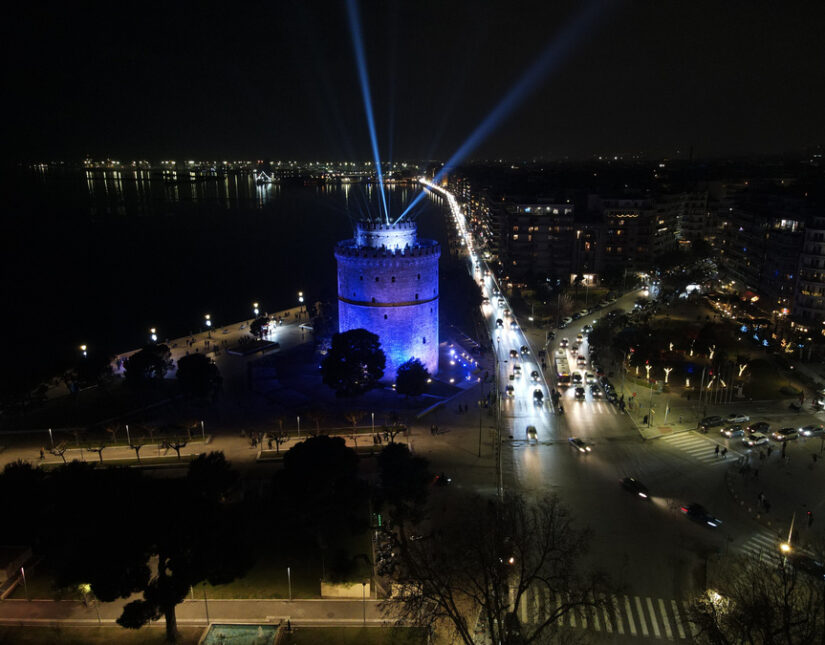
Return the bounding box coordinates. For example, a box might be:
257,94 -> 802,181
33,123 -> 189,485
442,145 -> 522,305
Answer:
335,222 -> 440,380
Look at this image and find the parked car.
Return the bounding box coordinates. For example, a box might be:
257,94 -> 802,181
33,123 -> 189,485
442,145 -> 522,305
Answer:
560,316 -> 573,327
700,415 -> 724,430
771,427 -> 799,442
726,413 -> 750,423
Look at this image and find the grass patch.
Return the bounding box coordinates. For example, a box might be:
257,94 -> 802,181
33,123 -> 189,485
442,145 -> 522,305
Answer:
281,626 -> 425,645
0,625 -> 202,644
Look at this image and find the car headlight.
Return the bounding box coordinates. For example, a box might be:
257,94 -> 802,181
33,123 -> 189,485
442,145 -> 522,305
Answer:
638,492 -> 647,498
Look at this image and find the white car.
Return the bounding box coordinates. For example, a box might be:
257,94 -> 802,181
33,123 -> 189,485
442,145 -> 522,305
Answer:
800,425 -> 824,437
743,432 -> 769,447
561,317 -> 573,327
585,372 -> 596,384
726,413 -> 750,423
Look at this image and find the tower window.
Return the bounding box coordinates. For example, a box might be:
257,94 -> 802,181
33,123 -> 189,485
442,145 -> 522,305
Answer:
384,314 -> 388,319
391,276 -> 396,283
422,337 -> 426,344
417,273 -> 421,279
372,297 -> 376,303
415,294 -> 419,300
359,276 -> 363,281
375,277 -> 379,282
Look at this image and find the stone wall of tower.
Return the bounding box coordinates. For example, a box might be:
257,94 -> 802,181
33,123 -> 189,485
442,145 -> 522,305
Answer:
335,225 -> 440,380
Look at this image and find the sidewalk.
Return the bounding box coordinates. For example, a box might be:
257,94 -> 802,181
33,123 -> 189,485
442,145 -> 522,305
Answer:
724,438 -> 825,543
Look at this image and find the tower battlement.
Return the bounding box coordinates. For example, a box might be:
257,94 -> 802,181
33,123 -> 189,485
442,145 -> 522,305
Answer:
336,221 -> 440,380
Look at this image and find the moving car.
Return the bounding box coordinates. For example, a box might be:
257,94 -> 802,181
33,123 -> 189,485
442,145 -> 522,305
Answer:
503,308 -> 511,317
574,387 -> 586,400
533,389 -> 544,404
726,413 -> 750,423
509,321 -> 518,331
621,477 -> 650,499
721,425 -> 744,438
582,324 -> 593,333
568,437 -> 592,453
509,349 -> 519,359
496,318 -> 504,328
481,296 -> 490,305
576,356 -> 587,367
505,385 -> 515,397
743,432 -> 769,447
771,427 -> 798,442
576,333 -> 584,342
513,365 -> 522,379
520,345 -> 530,356
590,384 -> 602,398
560,338 -> 569,348
497,298 -> 505,307
530,370 -> 540,382
800,425 -> 825,437
746,421 -> 770,434
571,373 -> 583,385
585,372 -> 596,384
680,503 -> 721,528
526,426 -> 538,442
571,342 -> 580,352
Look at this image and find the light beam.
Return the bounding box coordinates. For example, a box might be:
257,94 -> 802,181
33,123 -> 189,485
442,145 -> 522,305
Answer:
397,0 -> 614,223
346,0 -> 390,224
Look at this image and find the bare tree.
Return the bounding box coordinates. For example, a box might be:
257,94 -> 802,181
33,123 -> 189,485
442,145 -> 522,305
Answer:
129,437 -> 145,464
51,442 -> 68,464
164,437 -> 188,461
305,408 -> 328,437
688,551 -> 825,644
344,410 -> 366,448
383,412 -> 406,443
105,425 -> 119,443
388,491 -> 616,645
87,443 -> 107,463
269,418 -> 289,453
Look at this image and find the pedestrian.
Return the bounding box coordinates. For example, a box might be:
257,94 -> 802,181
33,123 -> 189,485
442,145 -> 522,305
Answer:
287,619 -> 291,632
781,442 -> 786,457
721,447 -> 728,459
268,438 -> 273,449
813,453 -> 818,464
39,447 -> 45,460
715,444 -> 720,457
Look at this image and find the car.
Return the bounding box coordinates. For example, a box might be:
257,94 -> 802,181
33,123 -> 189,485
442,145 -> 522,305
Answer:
771,427 -> 798,442
497,298 -> 505,307
526,425 -> 538,441
571,312 -> 582,320
533,389 -> 544,404
786,553 -> 825,580
576,333 -> 584,342
555,348 -> 565,358
621,477 -> 650,499
560,316 -> 573,327
599,300 -> 610,308
721,424 -> 744,438
433,472 -> 452,487
578,309 -> 589,317
520,345 -> 530,355
481,296 -> 490,304
546,331 -> 556,341
505,385 -> 515,397
743,432 -> 769,447
503,308 -> 511,317
585,372 -> 596,384
746,421 -> 771,434
568,437 -> 592,453
571,373 -> 583,385
509,349 -> 519,358
530,370 -> 540,382
574,387 -> 586,400
800,425 -> 825,437
513,365 -> 522,378
680,503 -> 722,528
576,356 -> 587,366
590,384 -> 602,397
700,415 -> 724,429
582,324 -> 593,333
560,338 -> 569,348
571,342 -> 580,352
496,318 -> 504,328
726,413 -> 750,423
510,321 -> 518,330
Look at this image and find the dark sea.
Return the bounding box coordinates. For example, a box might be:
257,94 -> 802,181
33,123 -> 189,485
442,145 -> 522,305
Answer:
3,168 -> 448,387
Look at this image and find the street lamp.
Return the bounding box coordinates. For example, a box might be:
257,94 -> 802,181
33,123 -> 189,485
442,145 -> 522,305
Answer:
287,566 -> 292,601
204,314 -> 212,329
80,344 -> 88,357
253,302 -> 260,317
150,327 -> 158,343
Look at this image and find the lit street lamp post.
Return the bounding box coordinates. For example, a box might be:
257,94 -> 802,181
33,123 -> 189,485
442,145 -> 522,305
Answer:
253,302 -> 260,317
204,314 -> 212,331
149,327 -> 158,343
298,291 -> 304,320
20,567 -> 28,601
287,566 -> 292,601
362,582 -> 367,625
80,344 -> 87,357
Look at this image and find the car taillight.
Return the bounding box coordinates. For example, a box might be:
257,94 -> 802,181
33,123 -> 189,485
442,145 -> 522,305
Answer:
680,507 -> 688,513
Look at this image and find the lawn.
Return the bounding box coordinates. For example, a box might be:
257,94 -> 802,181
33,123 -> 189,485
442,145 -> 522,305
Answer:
281,626 -> 425,645
0,625 -> 203,645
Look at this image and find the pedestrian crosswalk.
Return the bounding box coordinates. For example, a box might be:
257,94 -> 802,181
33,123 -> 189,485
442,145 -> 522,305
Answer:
660,431 -> 739,464
738,530 -> 782,561
512,587 -> 696,641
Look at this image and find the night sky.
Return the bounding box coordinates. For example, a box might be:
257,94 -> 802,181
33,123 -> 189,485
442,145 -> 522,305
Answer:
7,0 -> 825,162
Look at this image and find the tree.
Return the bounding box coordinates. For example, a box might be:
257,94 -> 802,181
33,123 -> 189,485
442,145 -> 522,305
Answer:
688,552 -> 824,644
186,452 -> 237,503
123,345 -> 171,386
395,358 -> 430,397
176,353 -> 222,399
164,437 -> 187,461
382,411 -> 406,443
304,407 -> 328,436
376,443 -> 430,524
274,436 -> 366,550
129,437 -> 145,464
87,442 -> 107,463
51,441 -> 68,463
321,329 -> 385,397
389,491 -> 615,645
249,316 -> 270,340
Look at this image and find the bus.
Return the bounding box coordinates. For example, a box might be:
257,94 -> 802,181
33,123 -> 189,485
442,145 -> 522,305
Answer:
555,355 -> 571,388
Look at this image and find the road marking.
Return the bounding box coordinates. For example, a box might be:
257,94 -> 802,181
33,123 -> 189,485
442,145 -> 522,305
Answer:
646,597 -> 662,638
624,596 -> 637,635
568,598 -> 577,628
634,596 -> 649,637
612,596 -> 624,634
671,599 -> 686,639
590,594 -> 601,631
520,589 -> 528,624
659,598 -> 674,640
